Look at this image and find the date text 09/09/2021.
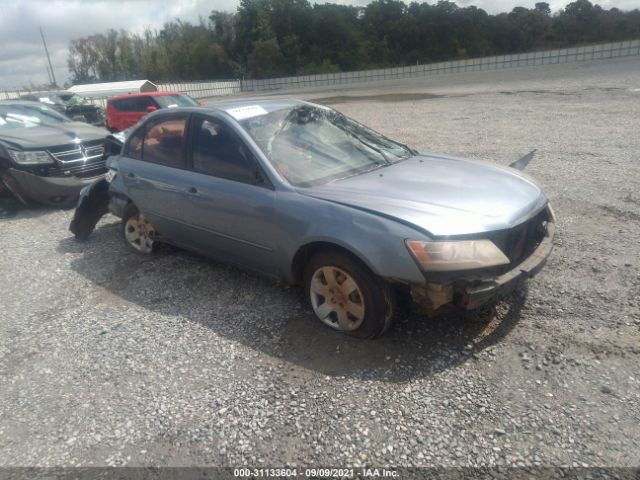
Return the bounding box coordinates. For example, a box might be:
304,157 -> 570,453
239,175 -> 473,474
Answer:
233,468 -> 398,478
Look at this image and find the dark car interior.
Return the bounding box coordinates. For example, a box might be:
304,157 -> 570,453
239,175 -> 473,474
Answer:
192,119 -> 256,184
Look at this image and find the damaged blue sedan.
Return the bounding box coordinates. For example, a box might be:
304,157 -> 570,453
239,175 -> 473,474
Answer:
70,99 -> 555,338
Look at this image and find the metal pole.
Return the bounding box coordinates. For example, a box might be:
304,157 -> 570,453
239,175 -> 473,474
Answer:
45,64 -> 53,86
39,26 -> 57,87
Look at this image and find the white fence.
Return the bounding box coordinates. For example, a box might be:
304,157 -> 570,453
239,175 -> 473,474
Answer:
2,40 -> 639,104
157,80 -> 240,99
0,80 -> 241,107
240,39 -> 640,93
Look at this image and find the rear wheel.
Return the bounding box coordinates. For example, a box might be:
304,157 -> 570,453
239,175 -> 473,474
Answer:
122,205 -> 156,254
303,252 -> 395,338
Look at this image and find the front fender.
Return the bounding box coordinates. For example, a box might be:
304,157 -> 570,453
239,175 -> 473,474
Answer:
277,192 -> 428,284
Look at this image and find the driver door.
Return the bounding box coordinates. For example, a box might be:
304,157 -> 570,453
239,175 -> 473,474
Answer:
179,115 -> 278,277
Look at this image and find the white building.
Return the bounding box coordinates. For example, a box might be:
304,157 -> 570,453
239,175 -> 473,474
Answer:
68,80 -> 157,98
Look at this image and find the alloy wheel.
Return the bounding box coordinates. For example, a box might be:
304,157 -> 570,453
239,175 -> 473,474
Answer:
309,266 -> 366,331
124,212 -> 155,253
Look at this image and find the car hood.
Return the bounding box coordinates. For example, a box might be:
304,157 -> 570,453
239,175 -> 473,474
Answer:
0,122 -> 107,149
299,153 -> 548,237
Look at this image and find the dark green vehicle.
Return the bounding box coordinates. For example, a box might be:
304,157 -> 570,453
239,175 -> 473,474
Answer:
0,101 -> 108,207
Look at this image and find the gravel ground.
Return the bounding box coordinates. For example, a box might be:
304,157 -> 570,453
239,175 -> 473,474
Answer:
1,57 -> 639,470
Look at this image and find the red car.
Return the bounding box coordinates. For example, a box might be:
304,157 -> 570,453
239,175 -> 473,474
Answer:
105,92 -> 200,132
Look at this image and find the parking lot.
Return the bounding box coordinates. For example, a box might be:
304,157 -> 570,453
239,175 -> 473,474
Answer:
1,57 -> 639,469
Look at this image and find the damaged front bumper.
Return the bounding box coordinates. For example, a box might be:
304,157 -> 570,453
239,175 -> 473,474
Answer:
411,218 -> 555,313
69,179 -> 111,240
68,167 -> 129,241
3,168 -> 104,207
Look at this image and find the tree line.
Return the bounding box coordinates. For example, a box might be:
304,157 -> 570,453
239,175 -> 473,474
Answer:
67,0 -> 640,84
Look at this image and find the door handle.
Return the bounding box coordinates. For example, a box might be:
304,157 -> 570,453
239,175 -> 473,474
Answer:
126,172 -> 137,179
187,187 -> 200,196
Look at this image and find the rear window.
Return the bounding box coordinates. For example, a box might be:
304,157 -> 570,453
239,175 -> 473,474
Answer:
54,94 -> 88,106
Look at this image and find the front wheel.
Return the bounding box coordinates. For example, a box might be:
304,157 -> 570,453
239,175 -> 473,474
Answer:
303,252 -> 395,338
122,205 -> 156,254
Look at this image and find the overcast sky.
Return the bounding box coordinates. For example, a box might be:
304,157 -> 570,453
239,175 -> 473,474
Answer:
1,0 -> 639,89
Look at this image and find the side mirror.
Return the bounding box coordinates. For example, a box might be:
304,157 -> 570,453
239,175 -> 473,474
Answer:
146,106 -> 157,113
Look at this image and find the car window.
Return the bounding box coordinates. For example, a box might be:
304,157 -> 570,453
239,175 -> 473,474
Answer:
240,104 -> 414,187
126,127 -> 144,160
154,94 -> 198,108
141,117 -> 187,168
111,98 -> 130,112
191,117 -> 256,184
112,96 -> 155,112
0,104 -> 69,129
55,94 -> 88,106
133,97 -> 156,111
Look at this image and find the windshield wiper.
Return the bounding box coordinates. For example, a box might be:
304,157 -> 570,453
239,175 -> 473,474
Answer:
336,158 -> 390,182
391,139 -> 417,157
339,119 -> 415,161
343,129 -> 392,164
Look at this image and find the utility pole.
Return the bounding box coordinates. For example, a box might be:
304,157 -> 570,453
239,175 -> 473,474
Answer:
39,26 -> 57,87
45,64 -> 53,86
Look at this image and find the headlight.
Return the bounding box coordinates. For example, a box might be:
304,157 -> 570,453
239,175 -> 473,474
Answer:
7,149 -> 53,165
406,239 -> 510,272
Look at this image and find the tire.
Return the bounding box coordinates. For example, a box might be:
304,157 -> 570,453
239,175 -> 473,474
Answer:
1,171 -> 29,206
122,204 -> 156,254
303,251 -> 395,339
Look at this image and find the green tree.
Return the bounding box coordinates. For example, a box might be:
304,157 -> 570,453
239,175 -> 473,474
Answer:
67,0 -> 640,83
235,0 -> 275,60
68,37 -> 99,83
247,38 -> 287,78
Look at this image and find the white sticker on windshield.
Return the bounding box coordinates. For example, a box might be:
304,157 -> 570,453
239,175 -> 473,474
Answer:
226,105 -> 268,121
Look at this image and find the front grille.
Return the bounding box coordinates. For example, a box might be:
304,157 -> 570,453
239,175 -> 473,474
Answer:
489,208 -> 549,272
47,139 -> 106,178
48,162 -> 107,178
48,139 -> 104,163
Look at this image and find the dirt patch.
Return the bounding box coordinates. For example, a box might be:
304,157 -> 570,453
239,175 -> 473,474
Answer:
499,89 -> 571,96
621,193 -> 640,206
313,92 -> 441,104
599,204 -> 640,222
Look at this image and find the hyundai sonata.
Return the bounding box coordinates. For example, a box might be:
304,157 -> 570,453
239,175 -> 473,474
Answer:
71,99 -> 555,338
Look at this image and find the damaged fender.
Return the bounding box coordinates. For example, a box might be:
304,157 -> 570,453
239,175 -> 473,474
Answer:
68,178 -> 111,241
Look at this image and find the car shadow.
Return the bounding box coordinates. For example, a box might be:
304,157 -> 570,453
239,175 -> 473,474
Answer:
59,221 -> 527,382
0,192 -> 66,220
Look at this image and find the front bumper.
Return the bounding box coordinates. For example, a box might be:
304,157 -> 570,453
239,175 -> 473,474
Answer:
4,168 -> 105,207
463,221 -> 555,309
411,217 -> 556,312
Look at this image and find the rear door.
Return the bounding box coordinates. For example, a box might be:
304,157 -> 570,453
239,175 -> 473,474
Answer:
117,113 -> 196,243
179,114 -> 278,276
